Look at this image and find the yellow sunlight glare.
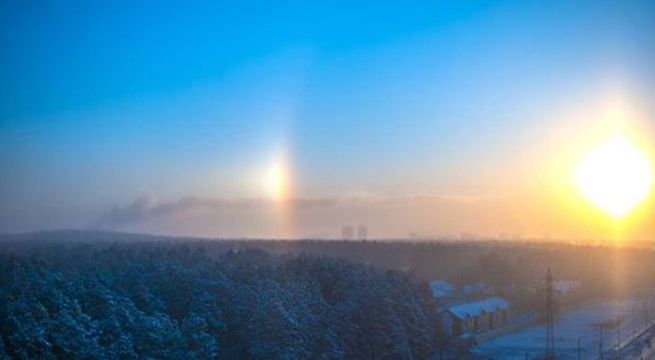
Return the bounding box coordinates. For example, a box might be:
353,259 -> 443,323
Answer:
263,156 -> 290,201
575,133 -> 653,218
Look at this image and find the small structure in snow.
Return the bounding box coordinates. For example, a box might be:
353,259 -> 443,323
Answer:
440,297 -> 510,336
553,279 -> 581,297
462,282 -> 492,297
429,280 -> 455,299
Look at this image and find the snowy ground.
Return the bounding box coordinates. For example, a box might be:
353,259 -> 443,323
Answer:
475,297 -> 655,359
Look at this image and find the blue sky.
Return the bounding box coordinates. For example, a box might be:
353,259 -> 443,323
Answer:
1,0 -> 654,238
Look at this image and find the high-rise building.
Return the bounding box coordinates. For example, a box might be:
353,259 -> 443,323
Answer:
341,226 -> 354,240
356,225 -> 368,240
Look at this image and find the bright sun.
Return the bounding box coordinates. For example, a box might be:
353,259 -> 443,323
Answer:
263,155 -> 290,201
575,133 -> 653,218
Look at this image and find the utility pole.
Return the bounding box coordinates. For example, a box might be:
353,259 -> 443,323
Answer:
633,304 -> 637,338
617,319 -> 621,359
577,336 -> 582,360
599,327 -> 604,360
643,298 -> 648,330
545,267 -> 555,359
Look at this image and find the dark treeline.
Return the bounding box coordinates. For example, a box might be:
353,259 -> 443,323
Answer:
201,237 -> 654,303
5,231 -> 652,293
0,234 -> 436,360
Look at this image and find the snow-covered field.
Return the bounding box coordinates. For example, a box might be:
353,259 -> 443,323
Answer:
475,298 -> 655,359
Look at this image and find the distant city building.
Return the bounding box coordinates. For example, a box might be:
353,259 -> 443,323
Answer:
356,225 -> 368,240
440,297 -> 510,336
341,226 -> 354,240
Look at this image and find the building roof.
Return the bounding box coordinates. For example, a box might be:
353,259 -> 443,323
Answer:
444,297 -> 510,320
462,282 -> 490,295
429,280 -> 455,298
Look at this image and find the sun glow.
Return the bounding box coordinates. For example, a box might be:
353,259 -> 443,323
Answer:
261,147 -> 295,238
263,155 -> 291,201
575,133 -> 653,218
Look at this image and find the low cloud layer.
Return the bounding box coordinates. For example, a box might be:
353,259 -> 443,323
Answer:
94,195 -> 338,229
92,193 -> 521,239
92,191 -> 653,241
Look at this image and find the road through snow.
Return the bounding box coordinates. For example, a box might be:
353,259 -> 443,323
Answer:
475,298 -> 655,359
